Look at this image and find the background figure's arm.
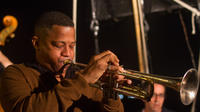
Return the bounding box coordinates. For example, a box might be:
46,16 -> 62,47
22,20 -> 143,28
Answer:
0,51 -> 12,68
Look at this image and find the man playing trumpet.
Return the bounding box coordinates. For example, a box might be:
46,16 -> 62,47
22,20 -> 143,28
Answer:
0,11 -> 131,112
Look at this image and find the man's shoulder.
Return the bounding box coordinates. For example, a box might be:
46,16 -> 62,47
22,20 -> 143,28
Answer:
5,63 -> 31,71
2,63 -> 38,77
1,63 -> 41,86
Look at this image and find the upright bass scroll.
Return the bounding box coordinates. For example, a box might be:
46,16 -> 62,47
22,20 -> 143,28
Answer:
0,15 -> 18,46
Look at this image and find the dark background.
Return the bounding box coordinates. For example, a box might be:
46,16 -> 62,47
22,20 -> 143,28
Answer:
0,0 -> 199,112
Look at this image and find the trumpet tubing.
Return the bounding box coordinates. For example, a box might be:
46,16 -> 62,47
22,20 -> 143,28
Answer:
63,60 -> 199,105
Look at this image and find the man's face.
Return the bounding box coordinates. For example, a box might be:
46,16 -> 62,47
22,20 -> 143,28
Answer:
34,25 -> 76,72
146,84 -> 165,112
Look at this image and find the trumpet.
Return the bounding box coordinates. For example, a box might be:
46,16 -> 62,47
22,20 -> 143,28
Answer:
63,60 -> 199,105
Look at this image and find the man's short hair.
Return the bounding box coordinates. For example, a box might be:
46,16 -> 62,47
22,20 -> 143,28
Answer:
34,11 -> 74,38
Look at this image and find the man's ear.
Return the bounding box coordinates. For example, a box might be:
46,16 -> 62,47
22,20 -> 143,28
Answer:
32,36 -> 39,49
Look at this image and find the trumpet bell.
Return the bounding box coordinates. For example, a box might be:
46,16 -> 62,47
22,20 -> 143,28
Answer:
180,68 -> 199,105
120,68 -> 199,105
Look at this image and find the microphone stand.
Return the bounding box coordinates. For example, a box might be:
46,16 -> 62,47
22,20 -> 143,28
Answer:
170,0 -> 200,112
90,0 -> 100,54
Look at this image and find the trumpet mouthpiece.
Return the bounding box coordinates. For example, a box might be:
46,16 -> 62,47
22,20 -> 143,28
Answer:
64,60 -> 73,64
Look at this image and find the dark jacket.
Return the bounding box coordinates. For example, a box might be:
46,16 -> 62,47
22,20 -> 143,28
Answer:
0,63 -> 124,112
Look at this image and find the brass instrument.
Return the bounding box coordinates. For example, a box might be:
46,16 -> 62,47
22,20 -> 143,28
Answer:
64,60 -> 199,105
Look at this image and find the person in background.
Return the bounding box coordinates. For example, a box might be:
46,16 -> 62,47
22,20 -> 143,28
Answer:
0,11 -> 131,112
141,83 -> 174,112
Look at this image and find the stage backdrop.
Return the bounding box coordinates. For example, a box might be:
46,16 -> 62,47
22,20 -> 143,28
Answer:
0,0 -> 199,112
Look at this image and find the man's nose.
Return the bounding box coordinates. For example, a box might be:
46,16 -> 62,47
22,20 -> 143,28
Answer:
62,46 -> 70,56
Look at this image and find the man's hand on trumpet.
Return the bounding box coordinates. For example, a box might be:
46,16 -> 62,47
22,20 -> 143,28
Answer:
80,50 -> 132,85
56,50 -> 132,87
